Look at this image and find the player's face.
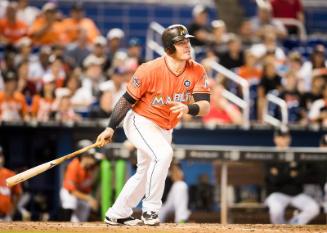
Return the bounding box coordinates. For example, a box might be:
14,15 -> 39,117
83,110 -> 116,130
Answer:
173,38 -> 191,61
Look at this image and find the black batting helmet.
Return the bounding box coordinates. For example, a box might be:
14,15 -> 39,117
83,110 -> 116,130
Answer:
162,24 -> 194,54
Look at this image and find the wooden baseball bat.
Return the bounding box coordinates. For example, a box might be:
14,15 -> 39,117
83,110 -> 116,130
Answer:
6,142 -> 100,187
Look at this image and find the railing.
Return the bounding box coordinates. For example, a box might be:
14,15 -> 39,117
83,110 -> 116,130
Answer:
263,93 -> 288,127
209,61 -> 250,128
277,18 -> 307,41
146,21 -> 165,60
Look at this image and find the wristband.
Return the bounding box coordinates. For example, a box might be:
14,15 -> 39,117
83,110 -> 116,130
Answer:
187,104 -> 200,116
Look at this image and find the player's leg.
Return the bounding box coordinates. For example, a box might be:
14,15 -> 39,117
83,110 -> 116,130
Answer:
105,149 -> 150,220
289,193 -> 320,224
60,188 -> 77,222
71,200 -> 91,222
105,111 -> 151,225
159,189 -> 175,222
130,113 -> 173,225
172,181 -> 191,223
265,192 -> 290,224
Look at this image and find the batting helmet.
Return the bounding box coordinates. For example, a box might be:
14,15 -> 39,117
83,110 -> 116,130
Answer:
162,24 -> 194,54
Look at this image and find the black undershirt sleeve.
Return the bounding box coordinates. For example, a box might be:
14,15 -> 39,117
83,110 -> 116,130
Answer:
193,93 -> 210,102
107,92 -> 137,130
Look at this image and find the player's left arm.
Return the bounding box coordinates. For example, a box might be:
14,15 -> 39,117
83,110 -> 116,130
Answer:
170,93 -> 210,118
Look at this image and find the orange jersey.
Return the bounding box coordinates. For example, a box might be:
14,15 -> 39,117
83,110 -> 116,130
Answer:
0,167 -> 22,215
30,95 -> 54,121
0,92 -> 28,121
63,158 -> 93,194
0,19 -> 28,44
127,56 -> 210,129
62,18 -> 100,44
238,66 -> 262,82
29,16 -> 67,45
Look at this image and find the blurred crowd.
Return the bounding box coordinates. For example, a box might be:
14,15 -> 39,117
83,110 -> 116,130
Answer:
0,0 -> 326,128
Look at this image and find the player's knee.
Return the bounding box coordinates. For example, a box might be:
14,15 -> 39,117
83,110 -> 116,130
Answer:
306,202 -> 320,218
156,147 -> 173,163
174,181 -> 187,192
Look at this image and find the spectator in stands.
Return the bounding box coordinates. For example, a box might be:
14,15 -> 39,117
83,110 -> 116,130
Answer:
270,0 -> 305,35
299,75 -> 324,124
265,127 -> 320,224
250,2 -> 287,40
308,84 -> 327,127
62,2 -> 100,45
104,28 -> 125,71
29,2 -> 67,45
16,0 -> 40,26
237,49 -> 262,120
188,5 -> 212,46
250,28 -> 286,65
91,36 -> 107,69
27,46 -> 51,93
0,2 -> 28,45
285,51 -> 303,92
30,73 -> 56,122
0,146 -> 22,221
62,70 -> 93,116
279,71 -> 302,123
0,70 -> 28,122
257,58 -> 283,121
90,66 -> 127,119
17,60 -> 36,104
14,37 -> 37,66
60,139 -> 99,222
64,29 -> 91,68
239,19 -> 260,48
203,83 -> 243,127
127,38 -> 144,65
0,1 -> 9,19
45,55 -> 66,88
54,91 -> 81,123
218,34 -> 244,70
81,54 -> 105,99
210,20 -> 229,55
299,44 -> 327,92
159,162 -> 191,223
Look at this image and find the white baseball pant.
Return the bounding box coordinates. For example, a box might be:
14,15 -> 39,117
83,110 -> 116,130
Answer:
106,110 -> 173,219
159,181 -> 191,223
265,192 -> 320,224
60,188 -> 91,222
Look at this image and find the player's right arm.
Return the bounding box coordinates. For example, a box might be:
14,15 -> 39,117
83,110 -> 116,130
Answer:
96,92 -> 137,147
96,65 -> 149,147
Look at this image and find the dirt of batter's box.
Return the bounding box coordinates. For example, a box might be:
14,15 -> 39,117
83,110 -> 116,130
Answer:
0,222 -> 326,233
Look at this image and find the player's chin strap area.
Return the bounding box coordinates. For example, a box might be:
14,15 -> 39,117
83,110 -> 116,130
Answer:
108,92 -> 136,130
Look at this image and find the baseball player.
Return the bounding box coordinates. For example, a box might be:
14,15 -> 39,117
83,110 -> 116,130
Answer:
159,162 -> 190,223
0,145 -> 22,221
60,139 -> 99,222
96,24 -> 210,226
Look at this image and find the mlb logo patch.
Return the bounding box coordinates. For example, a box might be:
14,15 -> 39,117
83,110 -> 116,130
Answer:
184,80 -> 191,87
132,76 -> 141,88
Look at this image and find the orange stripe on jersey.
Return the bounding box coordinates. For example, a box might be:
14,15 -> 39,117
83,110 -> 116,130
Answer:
127,56 -> 210,130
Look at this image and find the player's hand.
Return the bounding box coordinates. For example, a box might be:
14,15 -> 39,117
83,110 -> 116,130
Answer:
169,101 -> 188,119
96,127 -> 114,147
87,196 -> 98,211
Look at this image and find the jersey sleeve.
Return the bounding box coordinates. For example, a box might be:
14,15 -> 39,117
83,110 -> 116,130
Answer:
193,67 -> 210,94
126,64 -> 150,101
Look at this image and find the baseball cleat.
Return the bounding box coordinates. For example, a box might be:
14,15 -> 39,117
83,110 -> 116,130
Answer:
141,211 -> 160,226
105,216 -> 143,226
